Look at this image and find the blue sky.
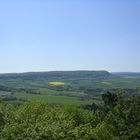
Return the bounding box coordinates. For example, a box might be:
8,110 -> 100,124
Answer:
0,0 -> 140,73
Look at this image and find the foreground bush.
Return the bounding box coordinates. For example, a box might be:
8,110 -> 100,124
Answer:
0,93 -> 140,140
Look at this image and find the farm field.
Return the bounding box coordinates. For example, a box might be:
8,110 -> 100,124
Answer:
48,81 -> 65,86
13,93 -> 94,106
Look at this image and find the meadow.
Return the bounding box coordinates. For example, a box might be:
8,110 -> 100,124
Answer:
13,92 -> 94,106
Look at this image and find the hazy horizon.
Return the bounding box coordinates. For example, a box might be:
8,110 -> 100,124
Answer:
0,0 -> 140,73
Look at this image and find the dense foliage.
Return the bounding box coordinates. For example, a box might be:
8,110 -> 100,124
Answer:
0,92 -> 140,140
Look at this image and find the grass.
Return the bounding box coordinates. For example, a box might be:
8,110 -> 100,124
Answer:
13,93 -> 94,106
48,81 -> 65,86
39,88 -> 63,95
38,88 -> 86,97
101,82 -> 112,85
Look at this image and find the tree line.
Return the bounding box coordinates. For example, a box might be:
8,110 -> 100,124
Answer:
0,91 -> 140,140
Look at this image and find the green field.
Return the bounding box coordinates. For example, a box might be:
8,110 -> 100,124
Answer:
13,93 -> 94,106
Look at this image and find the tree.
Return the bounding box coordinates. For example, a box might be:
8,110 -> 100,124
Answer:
102,91 -> 118,107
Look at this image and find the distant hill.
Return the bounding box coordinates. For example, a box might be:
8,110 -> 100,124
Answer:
0,70 -> 140,105
0,71 -> 110,81
112,72 -> 140,79
1,70 -> 140,92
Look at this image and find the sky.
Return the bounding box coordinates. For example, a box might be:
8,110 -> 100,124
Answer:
0,0 -> 140,73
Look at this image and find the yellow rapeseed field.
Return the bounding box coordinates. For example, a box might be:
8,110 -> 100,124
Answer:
48,81 -> 65,86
